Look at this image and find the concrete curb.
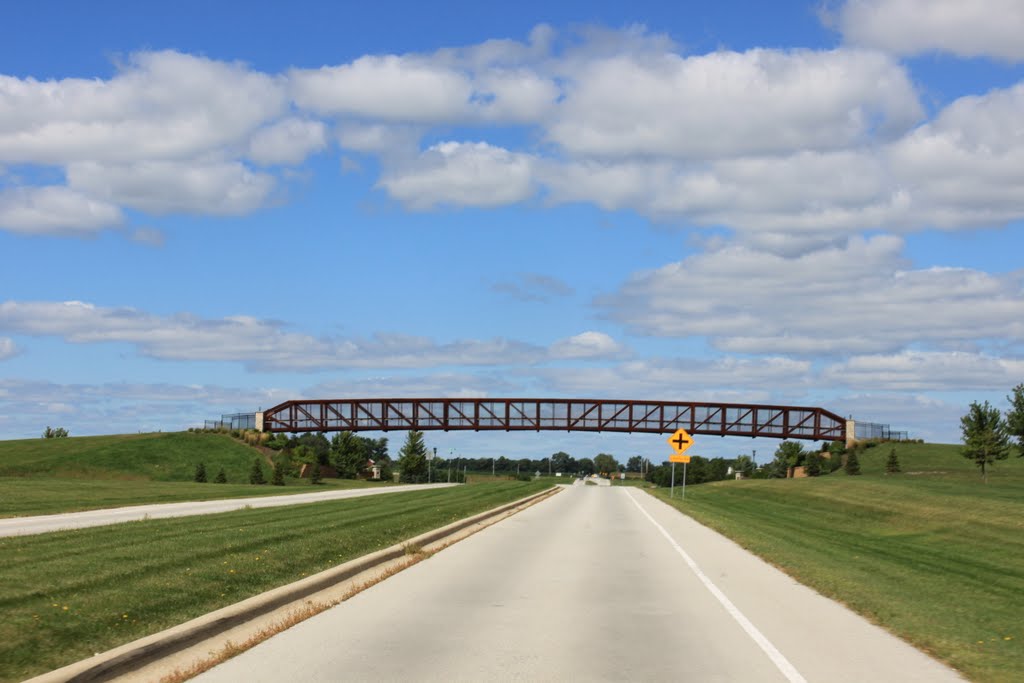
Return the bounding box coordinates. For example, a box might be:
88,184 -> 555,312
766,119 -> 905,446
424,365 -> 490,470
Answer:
27,486 -> 560,683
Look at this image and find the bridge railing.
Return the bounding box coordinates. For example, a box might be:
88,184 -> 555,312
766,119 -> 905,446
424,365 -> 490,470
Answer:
259,398 -> 846,441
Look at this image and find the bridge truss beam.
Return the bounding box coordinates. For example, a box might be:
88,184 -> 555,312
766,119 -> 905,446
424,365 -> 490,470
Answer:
260,398 -> 846,441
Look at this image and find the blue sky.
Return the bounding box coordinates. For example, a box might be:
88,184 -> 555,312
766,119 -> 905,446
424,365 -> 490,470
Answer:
1,0 -> 1022,463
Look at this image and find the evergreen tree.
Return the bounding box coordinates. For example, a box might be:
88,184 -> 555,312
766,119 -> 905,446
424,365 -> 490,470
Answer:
193,462 -> 207,483
1006,383 -> 1024,456
961,400 -> 1010,483
249,458 -> 267,485
885,448 -> 901,474
397,430 -> 429,483
214,467 -> 227,484
310,463 -> 322,485
271,463 -> 285,486
844,449 -> 861,475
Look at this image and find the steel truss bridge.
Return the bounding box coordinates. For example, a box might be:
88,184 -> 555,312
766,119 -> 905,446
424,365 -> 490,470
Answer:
260,398 -> 847,442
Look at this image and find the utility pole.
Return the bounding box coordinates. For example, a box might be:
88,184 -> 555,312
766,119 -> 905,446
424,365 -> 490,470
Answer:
492,457 -> 495,478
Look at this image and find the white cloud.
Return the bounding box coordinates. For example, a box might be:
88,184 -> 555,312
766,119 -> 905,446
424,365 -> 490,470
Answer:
0,186 -> 122,235
128,226 -> 165,247
549,332 -> 627,360
290,55 -> 474,121
492,273 -> 575,302
0,337 -> 18,360
0,300 -> 619,371
66,160 -> 277,215
548,48 -> 922,159
248,118 -> 327,165
0,51 -> 286,165
822,351 -> 1024,391
839,0 -> 1024,61
538,356 -> 808,399
601,235 -> 1024,355
379,141 -> 535,209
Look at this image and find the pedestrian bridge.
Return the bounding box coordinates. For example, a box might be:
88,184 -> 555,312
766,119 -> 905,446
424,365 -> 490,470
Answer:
258,398 -> 849,442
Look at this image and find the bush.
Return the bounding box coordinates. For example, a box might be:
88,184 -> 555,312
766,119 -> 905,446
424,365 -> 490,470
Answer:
804,452 -> 823,477
310,463 -> 322,485
42,426 -> 69,439
249,458 -> 267,485
193,462 -> 207,483
214,468 -> 227,484
271,464 -> 285,486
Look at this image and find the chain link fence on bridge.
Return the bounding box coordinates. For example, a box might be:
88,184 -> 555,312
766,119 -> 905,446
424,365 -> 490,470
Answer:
855,421 -> 909,442
203,412 -> 256,431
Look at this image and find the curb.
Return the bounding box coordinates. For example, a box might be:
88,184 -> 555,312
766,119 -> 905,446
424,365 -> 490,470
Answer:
27,486 -> 560,683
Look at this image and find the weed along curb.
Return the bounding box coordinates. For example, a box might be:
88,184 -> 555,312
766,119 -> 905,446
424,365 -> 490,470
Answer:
27,486 -> 561,683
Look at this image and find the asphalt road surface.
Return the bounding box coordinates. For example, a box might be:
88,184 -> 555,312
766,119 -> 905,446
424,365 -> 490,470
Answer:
0,484 -> 458,537
194,484 -> 963,682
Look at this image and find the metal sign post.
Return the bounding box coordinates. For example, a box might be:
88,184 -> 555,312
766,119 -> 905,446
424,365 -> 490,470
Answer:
682,461 -> 687,499
667,428 -> 694,501
670,461 -> 676,498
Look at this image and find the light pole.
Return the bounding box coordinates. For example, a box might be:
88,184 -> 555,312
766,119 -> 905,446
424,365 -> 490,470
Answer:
429,447 -> 435,483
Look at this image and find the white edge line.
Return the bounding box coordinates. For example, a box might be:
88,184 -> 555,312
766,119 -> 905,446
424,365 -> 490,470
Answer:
625,489 -> 807,683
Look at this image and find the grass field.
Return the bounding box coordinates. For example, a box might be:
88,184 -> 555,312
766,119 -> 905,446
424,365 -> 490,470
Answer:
0,432 -> 393,517
650,441 -> 1024,683
0,481 -> 550,682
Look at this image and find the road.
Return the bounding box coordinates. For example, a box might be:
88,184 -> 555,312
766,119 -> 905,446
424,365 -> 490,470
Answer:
0,483 -> 458,537
194,484 -> 963,682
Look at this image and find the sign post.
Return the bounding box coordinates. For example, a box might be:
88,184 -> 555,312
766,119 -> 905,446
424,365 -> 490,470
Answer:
667,428 -> 694,499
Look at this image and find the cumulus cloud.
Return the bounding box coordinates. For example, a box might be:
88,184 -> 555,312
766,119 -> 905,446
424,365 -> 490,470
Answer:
0,337 -> 18,360
549,332 -> 627,360
0,300 -> 621,371
66,160 -> 277,215
822,351 -> 1024,391
601,235 -> 1024,355
548,48 -> 922,159
248,118 -> 328,165
839,0 -> 1024,61
0,186 -> 122,235
492,273 -> 575,302
379,141 -> 535,209
0,51 -> 286,166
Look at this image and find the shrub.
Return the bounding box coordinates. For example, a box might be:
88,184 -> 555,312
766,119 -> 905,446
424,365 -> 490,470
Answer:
804,452 -> 823,477
249,458 -> 267,485
42,426 -> 69,439
310,463 -> 322,485
271,464 -> 285,486
214,468 -> 227,484
193,462 -> 207,483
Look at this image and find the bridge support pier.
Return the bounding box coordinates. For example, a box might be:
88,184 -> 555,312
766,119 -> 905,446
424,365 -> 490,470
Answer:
255,412 -> 265,433
845,419 -> 856,448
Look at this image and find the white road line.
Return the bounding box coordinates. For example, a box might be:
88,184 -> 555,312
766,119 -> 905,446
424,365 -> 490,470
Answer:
625,489 -> 807,683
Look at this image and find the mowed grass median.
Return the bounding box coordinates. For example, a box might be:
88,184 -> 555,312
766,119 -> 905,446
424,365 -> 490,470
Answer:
0,432 -> 392,517
0,481 -> 550,682
649,442 -> 1024,682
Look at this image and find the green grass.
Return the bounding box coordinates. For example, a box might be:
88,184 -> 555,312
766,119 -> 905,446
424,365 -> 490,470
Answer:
0,432 -> 395,517
651,442 -> 1024,682
0,481 -> 550,682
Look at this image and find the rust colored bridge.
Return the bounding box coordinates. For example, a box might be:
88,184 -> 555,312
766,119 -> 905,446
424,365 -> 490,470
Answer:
258,398 -> 847,442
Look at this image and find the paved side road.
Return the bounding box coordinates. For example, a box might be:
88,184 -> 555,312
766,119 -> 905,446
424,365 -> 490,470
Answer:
0,484 -> 458,537
194,485 -> 963,682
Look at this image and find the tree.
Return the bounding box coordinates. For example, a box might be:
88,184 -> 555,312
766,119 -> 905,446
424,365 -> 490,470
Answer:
42,426 -> 69,438
844,449 -> 861,475
551,451 -> 573,473
310,463 -> 322,485
1006,383 -> 1024,456
885,448 -> 901,474
804,452 -> 822,477
735,455 -> 755,478
626,455 -> 643,473
271,463 -> 285,486
397,431 -> 429,483
331,432 -> 366,479
249,458 -> 267,485
961,400 -> 1010,483
193,462 -> 207,483
593,453 -> 619,477
214,467 -> 227,484
577,457 -> 595,476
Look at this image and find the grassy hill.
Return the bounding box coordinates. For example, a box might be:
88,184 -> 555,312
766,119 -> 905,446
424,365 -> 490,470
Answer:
649,441 -> 1024,682
0,432 -> 382,517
